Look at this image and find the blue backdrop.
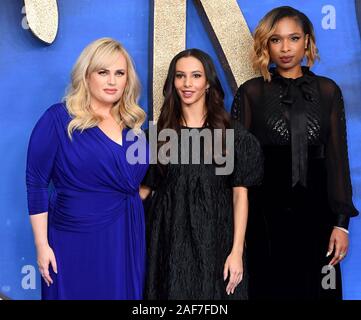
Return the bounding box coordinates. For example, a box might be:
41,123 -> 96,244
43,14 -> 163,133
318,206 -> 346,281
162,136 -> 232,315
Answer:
0,0 -> 360,300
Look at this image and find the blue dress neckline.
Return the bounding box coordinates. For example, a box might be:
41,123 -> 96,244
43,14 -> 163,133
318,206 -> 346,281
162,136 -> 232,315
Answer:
94,125 -> 126,147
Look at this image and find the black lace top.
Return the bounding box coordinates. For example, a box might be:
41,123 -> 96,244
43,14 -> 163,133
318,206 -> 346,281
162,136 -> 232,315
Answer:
231,67 -> 358,228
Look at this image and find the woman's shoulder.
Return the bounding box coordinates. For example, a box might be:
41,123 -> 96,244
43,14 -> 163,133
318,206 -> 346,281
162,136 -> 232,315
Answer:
313,73 -> 338,86
46,102 -> 69,116
235,76 -> 265,98
240,76 -> 265,89
32,103 -> 71,137
44,102 -> 72,123
311,72 -> 342,97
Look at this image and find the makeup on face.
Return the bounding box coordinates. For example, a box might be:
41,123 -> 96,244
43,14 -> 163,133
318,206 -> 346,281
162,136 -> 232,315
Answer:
268,17 -> 308,78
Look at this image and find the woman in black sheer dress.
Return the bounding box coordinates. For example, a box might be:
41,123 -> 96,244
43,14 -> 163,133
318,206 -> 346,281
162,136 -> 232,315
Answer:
140,49 -> 263,299
231,6 -> 358,299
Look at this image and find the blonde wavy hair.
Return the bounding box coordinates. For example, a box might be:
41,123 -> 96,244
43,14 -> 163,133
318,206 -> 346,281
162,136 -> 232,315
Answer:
64,37 -> 146,138
252,6 -> 319,82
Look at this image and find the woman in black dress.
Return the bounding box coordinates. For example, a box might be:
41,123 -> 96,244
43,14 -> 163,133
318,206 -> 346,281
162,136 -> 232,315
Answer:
140,49 -> 263,299
231,6 -> 358,299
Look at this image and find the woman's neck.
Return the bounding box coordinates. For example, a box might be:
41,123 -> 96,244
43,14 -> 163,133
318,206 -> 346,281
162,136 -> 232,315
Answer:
276,65 -> 303,79
91,102 -> 114,119
181,101 -> 207,128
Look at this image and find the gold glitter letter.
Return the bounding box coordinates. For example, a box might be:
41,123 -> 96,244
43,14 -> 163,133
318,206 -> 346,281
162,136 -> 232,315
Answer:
24,0 -> 59,44
193,0 -> 258,92
151,0 -> 187,121
151,0 -> 257,119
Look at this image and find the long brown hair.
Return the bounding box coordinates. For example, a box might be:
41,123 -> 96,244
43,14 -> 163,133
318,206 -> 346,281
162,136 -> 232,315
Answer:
157,48 -> 230,134
154,49 -> 231,173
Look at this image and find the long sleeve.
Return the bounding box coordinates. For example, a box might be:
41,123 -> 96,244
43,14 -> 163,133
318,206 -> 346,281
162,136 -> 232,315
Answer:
231,84 -> 252,130
325,84 -> 359,228
230,123 -> 263,188
26,108 -> 59,215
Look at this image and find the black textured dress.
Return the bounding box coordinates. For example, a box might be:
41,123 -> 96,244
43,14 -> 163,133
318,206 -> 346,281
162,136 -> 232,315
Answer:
142,122 -> 263,300
231,67 -> 358,300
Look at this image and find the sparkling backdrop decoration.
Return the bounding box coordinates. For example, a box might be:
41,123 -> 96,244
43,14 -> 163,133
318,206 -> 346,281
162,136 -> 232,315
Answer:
24,0 -> 58,44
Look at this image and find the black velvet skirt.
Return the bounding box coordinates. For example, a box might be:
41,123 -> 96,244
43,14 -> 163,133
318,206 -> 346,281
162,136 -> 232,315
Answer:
246,146 -> 342,300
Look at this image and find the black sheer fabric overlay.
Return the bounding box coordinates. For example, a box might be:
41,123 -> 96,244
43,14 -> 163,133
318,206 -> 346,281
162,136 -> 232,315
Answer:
231,67 -> 358,300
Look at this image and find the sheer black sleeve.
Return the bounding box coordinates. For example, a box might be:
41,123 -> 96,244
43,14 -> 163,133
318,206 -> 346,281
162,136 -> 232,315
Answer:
231,84 -> 253,130
230,122 -> 264,188
323,81 -> 359,228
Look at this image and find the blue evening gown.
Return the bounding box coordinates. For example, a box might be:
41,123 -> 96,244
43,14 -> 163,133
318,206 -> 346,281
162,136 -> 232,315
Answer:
26,103 -> 149,300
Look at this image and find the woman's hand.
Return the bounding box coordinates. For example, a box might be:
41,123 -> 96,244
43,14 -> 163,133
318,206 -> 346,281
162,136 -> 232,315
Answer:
327,228 -> 349,266
139,185 -> 152,201
223,251 -> 243,295
36,243 -> 57,287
